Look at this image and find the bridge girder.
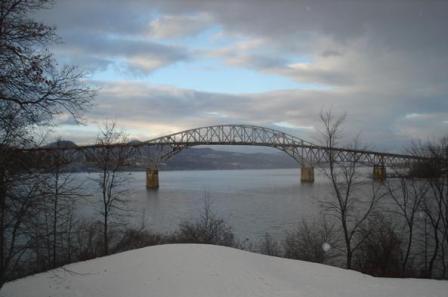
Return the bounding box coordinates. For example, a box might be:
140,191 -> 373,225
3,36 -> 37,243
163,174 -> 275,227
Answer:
144,124 -> 422,166
23,124 -> 429,168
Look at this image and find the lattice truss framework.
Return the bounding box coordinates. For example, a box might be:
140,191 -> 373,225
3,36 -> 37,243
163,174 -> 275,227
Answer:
145,125 -> 422,167
25,125 -> 429,168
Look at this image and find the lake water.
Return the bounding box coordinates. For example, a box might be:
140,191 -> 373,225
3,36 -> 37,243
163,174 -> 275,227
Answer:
76,168 -> 362,242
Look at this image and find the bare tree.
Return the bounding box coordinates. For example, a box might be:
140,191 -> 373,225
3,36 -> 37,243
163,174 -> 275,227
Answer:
175,195 -> 235,247
91,122 -> 131,255
0,0 -> 93,125
418,137 -> 448,278
259,233 -> 281,257
0,161 -> 46,283
354,213 -> 402,277
283,219 -> 338,264
29,140 -> 86,269
319,110 -> 383,269
384,173 -> 427,274
0,0 -> 93,288
405,137 -> 448,278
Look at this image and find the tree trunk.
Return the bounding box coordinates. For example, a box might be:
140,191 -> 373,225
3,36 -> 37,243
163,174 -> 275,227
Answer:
52,168 -> 59,268
0,169 -> 6,289
104,211 -> 109,255
402,224 -> 413,274
440,240 -> 446,278
346,249 -> 352,269
427,222 -> 440,278
341,215 -> 352,269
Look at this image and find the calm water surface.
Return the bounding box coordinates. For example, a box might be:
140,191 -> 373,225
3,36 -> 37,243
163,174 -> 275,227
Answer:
76,169 -> 341,241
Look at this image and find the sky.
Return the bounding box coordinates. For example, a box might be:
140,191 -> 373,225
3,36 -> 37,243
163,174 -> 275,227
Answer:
37,0 -> 448,152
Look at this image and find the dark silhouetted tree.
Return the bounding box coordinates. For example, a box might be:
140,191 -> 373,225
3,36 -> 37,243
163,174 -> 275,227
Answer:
91,123 -> 131,255
319,110 -> 384,269
0,0 -> 93,288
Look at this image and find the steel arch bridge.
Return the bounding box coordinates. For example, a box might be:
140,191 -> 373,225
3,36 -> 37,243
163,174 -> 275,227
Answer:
23,124 -> 430,188
144,124 -> 420,165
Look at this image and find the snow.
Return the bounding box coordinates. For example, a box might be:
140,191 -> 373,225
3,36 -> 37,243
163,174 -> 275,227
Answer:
2,244 -> 448,297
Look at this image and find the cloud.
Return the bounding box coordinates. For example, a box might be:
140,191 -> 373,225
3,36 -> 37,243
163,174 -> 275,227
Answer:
36,0 -> 448,150
156,0 -> 448,89
209,41 -> 351,86
52,80 -> 445,152
274,122 -> 315,131
278,62 -> 354,86
148,13 -> 213,39
41,1 -> 448,88
154,0 -> 448,54
227,55 -> 288,69
394,112 -> 448,141
36,0 -> 151,35
321,50 -> 342,58
55,32 -> 192,74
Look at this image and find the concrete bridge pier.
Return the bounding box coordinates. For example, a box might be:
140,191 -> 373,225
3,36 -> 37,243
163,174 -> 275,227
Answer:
146,168 -> 159,190
373,165 -> 386,182
301,165 -> 315,183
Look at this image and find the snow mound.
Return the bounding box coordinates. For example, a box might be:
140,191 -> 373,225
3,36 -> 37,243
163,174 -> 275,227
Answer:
2,244 -> 448,297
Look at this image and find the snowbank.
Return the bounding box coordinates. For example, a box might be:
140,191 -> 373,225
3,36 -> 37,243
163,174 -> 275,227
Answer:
2,244 -> 448,297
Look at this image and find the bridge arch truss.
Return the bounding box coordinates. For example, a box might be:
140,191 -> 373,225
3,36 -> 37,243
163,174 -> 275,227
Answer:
143,124 -> 421,167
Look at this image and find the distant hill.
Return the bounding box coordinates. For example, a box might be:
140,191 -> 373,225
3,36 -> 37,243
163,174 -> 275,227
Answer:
161,147 -> 297,170
44,140 -> 78,149
128,140 -> 143,145
42,141 -> 297,171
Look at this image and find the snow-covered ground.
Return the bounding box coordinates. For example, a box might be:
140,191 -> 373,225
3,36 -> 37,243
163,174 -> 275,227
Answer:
2,244 -> 448,297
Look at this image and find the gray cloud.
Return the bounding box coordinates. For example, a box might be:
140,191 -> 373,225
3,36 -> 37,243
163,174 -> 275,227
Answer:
321,50 -> 342,58
393,112 -> 448,142
36,0 -> 151,35
37,0 -> 448,149
154,0 -> 448,53
40,0 -> 448,58
38,1 -> 192,74
54,31 -> 192,74
51,81 -> 444,152
148,13 -> 213,39
156,0 -> 448,88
